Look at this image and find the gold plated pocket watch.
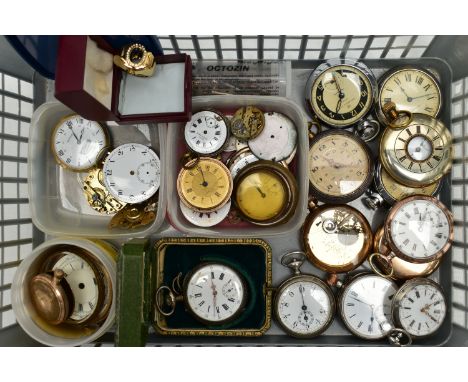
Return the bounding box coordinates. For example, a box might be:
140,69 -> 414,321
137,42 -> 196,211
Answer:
51,114 -> 110,172
308,129 -> 374,203
379,114 -> 453,187
233,161 -> 298,226
177,157 -> 233,213
275,251 -> 335,338
305,59 -> 377,128
303,204 -> 373,274
363,162 -> 442,210
156,262 -> 248,325
377,66 -> 442,123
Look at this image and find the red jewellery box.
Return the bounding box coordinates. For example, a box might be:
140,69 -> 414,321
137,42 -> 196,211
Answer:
55,36 -> 192,123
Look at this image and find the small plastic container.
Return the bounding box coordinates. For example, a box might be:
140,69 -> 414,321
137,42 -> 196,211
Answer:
11,237 -> 117,347
28,102 -> 167,238
166,95 -> 308,237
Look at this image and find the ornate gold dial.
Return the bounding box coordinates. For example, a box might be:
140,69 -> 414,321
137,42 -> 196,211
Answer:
307,63 -> 375,127
303,205 -> 372,273
234,161 -> 298,226
379,67 -> 441,118
380,114 -> 452,187
308,130 -> 373,203
177,158 -> 233,213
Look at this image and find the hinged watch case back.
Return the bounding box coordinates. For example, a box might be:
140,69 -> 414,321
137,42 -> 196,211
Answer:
54,36 -> 192,124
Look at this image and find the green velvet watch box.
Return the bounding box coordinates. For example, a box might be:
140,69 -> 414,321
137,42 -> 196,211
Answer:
153,238 -> 272,337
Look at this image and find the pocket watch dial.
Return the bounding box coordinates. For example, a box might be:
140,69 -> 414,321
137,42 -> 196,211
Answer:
340,275 -> 398,340
386,196 -> 453,263
185,264 -> 246,324
52,253 -> 99,322
52,115 -> 108,171
184,110 -> 229,155
179,199 -> 231,227
379,68 -> 441,117
177,158 -> 233,212
236,170 -> 287,221
276,277 -> 334,337
103,143 -> 161,204
380,114 -> 452,187
248,112 -> 297,162
393,279 -> 446,337
308,130 -> 372,203
229,150 -> 259,179
308,64 -> 374,127
379,165 -> 440,202
303,205 -> 372,273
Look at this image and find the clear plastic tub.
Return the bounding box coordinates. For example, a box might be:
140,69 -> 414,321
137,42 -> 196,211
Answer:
11,237 -> 117,347
166,95 -> 308,237
28,102 -> 167,238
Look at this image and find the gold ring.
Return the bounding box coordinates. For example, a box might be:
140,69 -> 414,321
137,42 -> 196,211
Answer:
368,253 -> 394,279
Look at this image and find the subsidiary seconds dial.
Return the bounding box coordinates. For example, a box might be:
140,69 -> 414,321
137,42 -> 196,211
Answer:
103,143 -> 161,204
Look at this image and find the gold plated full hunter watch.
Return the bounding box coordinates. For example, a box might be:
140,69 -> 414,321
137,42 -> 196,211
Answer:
113,43 -> 156,77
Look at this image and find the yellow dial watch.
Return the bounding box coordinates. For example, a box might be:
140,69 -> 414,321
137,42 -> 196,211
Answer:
113,43 -> 156,77
177,157 -> 233,213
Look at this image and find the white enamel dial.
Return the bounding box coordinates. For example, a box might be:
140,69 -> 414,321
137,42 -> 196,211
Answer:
52,253 -> 99,322
185,263 -> 245,323
184,110 -> 229,155
229,151 -> 259,179
394,279 -> 446,337
52,115 -> 108,171
277,278 -> 334,336
103,143 -> 160,204
179,199 -> 231,227
388,198 -> 451,261
341,275 -> 398,340
248,112 -> 297,162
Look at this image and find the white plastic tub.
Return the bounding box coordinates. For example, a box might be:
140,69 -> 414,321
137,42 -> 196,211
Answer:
11,238 -> 117,347
166,95 -> 308,237
28,102 -> 167,238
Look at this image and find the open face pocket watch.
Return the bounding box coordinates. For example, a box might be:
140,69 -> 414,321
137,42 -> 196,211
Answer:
233,160 -> 298,226
184,110 -> 230,156
363,162 -> 442,210
156,263 -> 247,325
308,129 -> 374,203
377,66 -> 442,124
29,248 -> 112,327
303,204 -> 373,274
379,113 -> 453,187
305,59 -> 377,128
275,251 -> 335,338
369,195 -> 453,279
51,114 -> 110,172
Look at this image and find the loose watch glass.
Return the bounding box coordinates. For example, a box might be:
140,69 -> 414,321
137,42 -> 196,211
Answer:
380,114 -> 452,187
306,61 -> 375,127
248,112 -> 297,162
276,276 -> 335,338
379,67 -> 441,118
308,130 -> 373,203
340,274 -> 398,340
103,143 -> 161,204
184,110 -> 229,155
385,196 -> 453,263
52,253 -> 100,323
303,205 -> 372,273
392,278 -> 446,338
177,158 -> 233,212
185,263 -> 246,324
234,161 -> 297,225
51,114 -> 109,171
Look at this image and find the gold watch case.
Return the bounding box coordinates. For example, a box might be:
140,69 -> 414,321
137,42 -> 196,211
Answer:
233,160 -> 298,226
379,113 -> 453,187
303,204 -> 373,273
177,157 -> 233,213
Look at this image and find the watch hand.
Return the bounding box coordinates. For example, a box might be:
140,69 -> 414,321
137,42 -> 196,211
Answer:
336,97 -> 342,113
410,92 -> 439,100
351,296 -> 371,307
255,186 -> 266,198
78,128 -> 84,144
299,284 -> 307,310
68,126 -> 80,142
198,166 -> 208,187
210,278 -> 217,318
332,72 -> 346,100
397,84 -> 412,102
423,310 -> 439,323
